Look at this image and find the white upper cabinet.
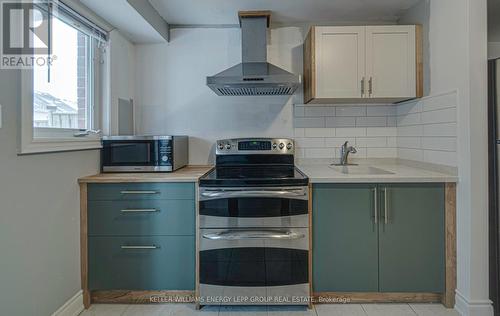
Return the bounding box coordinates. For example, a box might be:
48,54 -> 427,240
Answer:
315,26 -> 366,99
366,26 -> 416,99
303,25 -> 422,104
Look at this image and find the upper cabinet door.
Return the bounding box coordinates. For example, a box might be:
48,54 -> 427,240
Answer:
314,26 -> 366,99
365,25 -> 417,99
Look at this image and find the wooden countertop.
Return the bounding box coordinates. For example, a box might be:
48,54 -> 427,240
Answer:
78,165 -> 213,183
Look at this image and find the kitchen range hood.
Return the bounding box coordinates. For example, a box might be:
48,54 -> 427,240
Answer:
206,11 -> 301,96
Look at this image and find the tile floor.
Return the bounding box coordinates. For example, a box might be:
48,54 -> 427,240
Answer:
80,303 -> 460,316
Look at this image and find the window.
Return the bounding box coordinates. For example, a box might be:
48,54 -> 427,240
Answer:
19,1 -> 108,154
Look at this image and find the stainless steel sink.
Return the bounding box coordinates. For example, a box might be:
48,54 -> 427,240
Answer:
329,165 -> 395,175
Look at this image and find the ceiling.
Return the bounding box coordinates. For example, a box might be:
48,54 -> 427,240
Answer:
80,0 -> 166,43
149,0 -> 421,26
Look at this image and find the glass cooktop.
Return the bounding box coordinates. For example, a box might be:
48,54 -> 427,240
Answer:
199,165 -> 308,187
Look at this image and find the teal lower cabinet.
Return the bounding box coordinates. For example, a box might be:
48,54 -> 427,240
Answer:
87,182 -> 196,292
378,184 -> 445,292
88,236 -> 195,290
313,183 -> 445,294
313,184 -> 379,292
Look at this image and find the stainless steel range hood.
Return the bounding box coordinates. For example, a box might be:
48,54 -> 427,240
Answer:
206,11 -> 301,96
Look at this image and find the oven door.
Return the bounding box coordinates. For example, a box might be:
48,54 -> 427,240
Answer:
102,140 -> 159,172
199,228 -> 309,305
199,186 -> 309,228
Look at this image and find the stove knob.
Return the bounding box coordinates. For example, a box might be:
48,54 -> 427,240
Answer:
218,143 -> 224,150
279,143 -> 285,149
286,143 -> 293,150
272,143 -> 277,149
225,144 -> 231,150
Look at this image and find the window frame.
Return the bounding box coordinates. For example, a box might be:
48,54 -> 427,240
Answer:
18,1 -> 108,154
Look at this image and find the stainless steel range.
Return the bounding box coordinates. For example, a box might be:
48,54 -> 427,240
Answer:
198,138 -> 310,306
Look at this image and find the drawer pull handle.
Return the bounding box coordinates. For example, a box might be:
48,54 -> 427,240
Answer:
120,245 -> 159,249
120,190 -> 159,195
120,209 -> 159,213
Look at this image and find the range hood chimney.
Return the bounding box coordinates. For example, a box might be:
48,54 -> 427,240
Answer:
206,11 -> 301,96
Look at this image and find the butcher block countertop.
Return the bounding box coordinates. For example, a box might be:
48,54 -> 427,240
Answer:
78,166 -> 213,183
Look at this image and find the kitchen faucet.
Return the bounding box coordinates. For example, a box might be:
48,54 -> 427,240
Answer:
339,141 -> 357,165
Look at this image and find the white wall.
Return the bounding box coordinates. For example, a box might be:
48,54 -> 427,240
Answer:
135,27 -> 302,164
0,70 -> 100,315
108,30 -> 136,135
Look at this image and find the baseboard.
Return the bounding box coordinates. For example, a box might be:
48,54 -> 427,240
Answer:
455,290 -> 494,316
51,290 -> 85,316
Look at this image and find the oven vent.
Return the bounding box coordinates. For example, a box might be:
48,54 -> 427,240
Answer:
216,86 -> 295,96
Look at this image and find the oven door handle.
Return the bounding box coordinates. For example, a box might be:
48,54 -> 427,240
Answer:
200,188 -> 307,200
202,230 -> 305,241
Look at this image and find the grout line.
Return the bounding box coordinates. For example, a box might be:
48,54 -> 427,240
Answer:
360,304 -> 369,315
408,303 -> 419,315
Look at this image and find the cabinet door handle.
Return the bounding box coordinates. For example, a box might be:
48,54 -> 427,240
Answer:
120,209 -> 158,213
383,187 -> 389,224
368,77 -> 373,96
373,187 -> 378,224
361,77 -> 365,97
120,190 -> 158,195
121,245 -> 159,249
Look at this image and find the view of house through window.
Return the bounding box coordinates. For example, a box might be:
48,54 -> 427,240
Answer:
33,15 -> 91,130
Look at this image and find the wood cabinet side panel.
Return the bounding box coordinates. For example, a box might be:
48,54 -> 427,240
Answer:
415,24 -> 424,98
443,183 -> 457,308
303,27 -> 316,104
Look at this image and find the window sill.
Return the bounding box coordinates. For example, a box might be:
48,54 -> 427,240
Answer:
18,139 -> 102,155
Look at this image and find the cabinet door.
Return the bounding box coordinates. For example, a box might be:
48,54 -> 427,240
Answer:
378,184 -> 445,292
313,184 -> 378,292
315,26 -> 366,98
366,25 -> 416,98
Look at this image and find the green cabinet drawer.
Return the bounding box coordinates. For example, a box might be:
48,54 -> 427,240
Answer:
313,184 -> 379,292
88,236 -> 195,291
88,200 -> 195,236
88,183 -> 195,201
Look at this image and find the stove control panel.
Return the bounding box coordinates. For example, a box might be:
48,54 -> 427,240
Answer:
216,138 -> 294,155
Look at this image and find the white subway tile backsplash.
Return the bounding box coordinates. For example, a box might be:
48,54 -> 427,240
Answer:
325,137 -> 356,148
305,148 -> 335,159
367,105 -> 397,116
335,106 -> 366,116
397,125 -> 424,137
356,116 -> 387,127
292,91 -> 457,166
421,107 -> 456,124
397,101 -> 422,116
422,137 -> 457,152
295,138 -> 325,148
304,128 -> 335,137
294,117 -> 325,128
294,128 -> 305,137
387,137 -> 397,147
336,127 -> 367,137
423,123 -> 457,137
397,136 -> 422,149
305,106 -> 335,117
294,106 -> 305,117
366,127 -> 397,137
422,92 -> 457,112
367,147 -> 398,158
397,112 -> 421,126
398,148 -> 424,161
326,117 -> 356,128
387,116 -> 397,127
356,137 -> 388,148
